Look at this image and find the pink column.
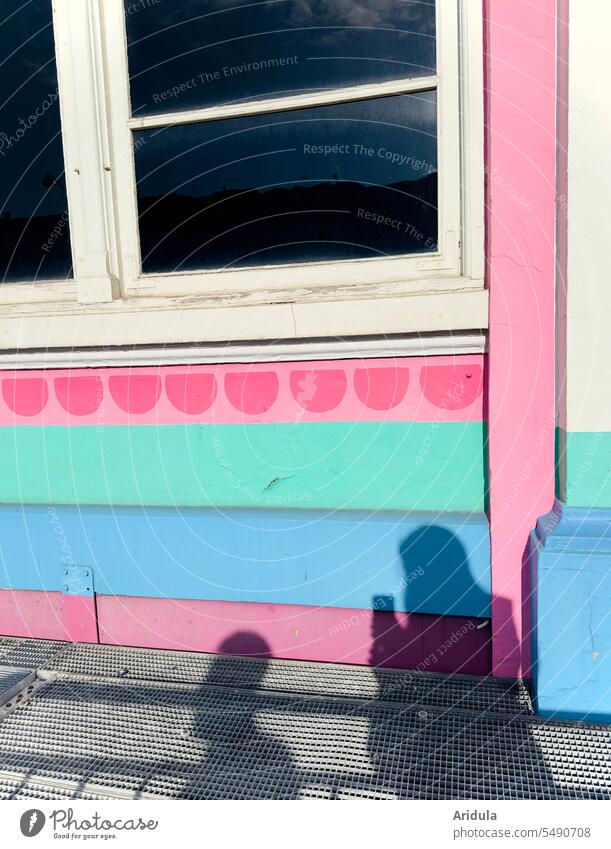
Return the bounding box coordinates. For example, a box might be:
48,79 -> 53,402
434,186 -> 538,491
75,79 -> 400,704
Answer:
485,0 -> 557,677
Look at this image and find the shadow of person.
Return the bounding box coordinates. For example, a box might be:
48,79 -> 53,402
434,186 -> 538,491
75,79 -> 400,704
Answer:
182,632 -> 302,799
369,525 -> 491,678
365,525 -> 567,799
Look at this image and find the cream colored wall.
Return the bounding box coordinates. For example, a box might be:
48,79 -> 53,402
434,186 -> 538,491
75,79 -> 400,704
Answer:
565,0 -> 611,433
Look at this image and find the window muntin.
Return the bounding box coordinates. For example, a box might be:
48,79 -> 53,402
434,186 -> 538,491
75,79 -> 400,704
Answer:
134,91 -> 437,274
0,0 -> 72,283
124,0 -> 436,117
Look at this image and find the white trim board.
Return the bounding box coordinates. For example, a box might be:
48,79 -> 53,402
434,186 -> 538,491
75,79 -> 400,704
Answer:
0,287 -> 488,352
0,332 -> 487,370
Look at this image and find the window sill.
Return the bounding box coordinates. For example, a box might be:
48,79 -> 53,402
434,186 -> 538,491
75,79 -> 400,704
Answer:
0,285 -> 487,354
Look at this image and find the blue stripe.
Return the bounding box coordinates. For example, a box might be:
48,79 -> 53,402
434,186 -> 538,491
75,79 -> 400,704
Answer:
0,504 -> 491,617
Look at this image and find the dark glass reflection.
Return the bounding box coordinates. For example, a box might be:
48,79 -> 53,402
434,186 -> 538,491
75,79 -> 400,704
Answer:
0,0 -> 72,282
125,0 -> 436,116
134,91 -> 437,273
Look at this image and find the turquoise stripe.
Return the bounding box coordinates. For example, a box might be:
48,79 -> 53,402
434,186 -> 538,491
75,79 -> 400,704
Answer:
561,429 -> 611,508
0,421 -> 486,511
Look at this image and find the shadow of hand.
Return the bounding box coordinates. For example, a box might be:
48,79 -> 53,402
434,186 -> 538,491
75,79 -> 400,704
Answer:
369,595 -> 402,668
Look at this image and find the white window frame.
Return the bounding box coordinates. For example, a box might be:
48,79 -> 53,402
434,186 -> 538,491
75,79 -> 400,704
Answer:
0,0 -> 485,352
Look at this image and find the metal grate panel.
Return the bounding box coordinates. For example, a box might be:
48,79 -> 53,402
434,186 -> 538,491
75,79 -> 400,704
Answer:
0,675 -> 607,800
0,770 -> 163,800
0,668 -> 35,705
0,776 -> 105,801
0,637 -> 67,669
44,642 -> 533,716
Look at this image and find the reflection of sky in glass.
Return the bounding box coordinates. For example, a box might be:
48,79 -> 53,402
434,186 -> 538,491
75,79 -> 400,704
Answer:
134,92 -> 438,272
125,0 -> 436,115
0,0 -> 72,281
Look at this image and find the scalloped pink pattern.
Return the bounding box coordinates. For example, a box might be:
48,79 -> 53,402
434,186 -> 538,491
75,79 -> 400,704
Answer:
224,372 -> 279,414
109,375 -> 162,414
165,373 -> 217,415
354,367 -> 410,410
420,365 -> 484,411
290,369 -> 347,412
55,376 -> 103,416
2,378 -> 49,417
0,356 -> 484,425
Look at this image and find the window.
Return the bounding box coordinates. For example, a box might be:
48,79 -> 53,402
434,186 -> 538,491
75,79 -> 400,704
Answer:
124,0 -> 438,276
0,0 -> 484,352
0,0 -> 72,283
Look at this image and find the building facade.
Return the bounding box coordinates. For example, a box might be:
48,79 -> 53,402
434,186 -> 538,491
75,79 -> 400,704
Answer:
0,0 -> 608,721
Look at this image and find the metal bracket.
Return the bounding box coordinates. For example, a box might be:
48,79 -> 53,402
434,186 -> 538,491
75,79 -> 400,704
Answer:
62,566 -> 94,597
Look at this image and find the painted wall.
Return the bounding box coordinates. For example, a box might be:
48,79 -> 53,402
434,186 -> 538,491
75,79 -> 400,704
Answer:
531,0 -> 611,722
0,357 -> 485,511
0,2 -> 566,683
531,501 -> 611,721
0,355 -> 491,672
0,0 -> 562,682
485,0 -> 557,677
557,0 -> 611,508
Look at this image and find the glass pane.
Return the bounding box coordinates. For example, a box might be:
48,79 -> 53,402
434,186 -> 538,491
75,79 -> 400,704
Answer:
125,0 -> 436,116
134,91 -> 437,274
0,0 -> 72,283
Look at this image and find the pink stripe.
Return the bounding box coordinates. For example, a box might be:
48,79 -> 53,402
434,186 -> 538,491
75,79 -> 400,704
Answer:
0,589 -> 99,643
63,595 -> 99,644
0,356 -> 484,426
485,0 -> 557,677
97,595 -> 491,675
0,590 -> 490,674
0,589 -> 68,641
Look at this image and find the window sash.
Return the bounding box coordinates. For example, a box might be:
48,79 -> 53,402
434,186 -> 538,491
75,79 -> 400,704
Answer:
101,0 -> 464,302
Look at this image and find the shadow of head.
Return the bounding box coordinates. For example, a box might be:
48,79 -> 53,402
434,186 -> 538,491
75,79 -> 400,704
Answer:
205,631 -> 272,689
398,524 -> 490,618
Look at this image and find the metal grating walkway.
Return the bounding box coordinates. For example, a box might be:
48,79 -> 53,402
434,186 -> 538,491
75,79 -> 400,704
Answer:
0,668 -> 35,705
41,641 -> 534,716
0,637 -> 609,800
0,637 -> 68,669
